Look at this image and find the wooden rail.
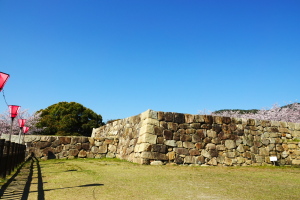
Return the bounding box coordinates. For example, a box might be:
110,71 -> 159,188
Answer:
0,139 -> 26,179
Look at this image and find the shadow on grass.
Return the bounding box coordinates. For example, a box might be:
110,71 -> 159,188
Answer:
29,183 -> 104,192
0,154 -> 46,200
0,156 -> 30,199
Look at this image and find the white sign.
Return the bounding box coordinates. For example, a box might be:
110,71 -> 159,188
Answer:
270,156 -> 277,161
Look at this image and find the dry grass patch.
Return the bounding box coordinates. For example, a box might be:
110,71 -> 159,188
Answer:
35,159 -> 300,200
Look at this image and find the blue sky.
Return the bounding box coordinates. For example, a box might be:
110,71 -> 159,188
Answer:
1,0 -> 299,122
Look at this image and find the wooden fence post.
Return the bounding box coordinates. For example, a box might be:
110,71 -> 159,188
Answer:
0,139 -> 5,178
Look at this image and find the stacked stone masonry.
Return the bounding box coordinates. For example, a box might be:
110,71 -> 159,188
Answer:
6,109 -> 300,166
93,109 -> 300,166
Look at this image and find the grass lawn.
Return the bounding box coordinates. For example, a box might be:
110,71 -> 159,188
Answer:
1,158 -> 300,200
34,158 -> 300,200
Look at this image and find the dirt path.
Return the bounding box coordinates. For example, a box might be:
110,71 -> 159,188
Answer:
0,156 -> 44,200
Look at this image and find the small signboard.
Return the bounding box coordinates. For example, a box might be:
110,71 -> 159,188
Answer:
270,156 -> 277,161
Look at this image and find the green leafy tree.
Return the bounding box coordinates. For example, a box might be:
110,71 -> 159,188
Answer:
36,102 -> 103,136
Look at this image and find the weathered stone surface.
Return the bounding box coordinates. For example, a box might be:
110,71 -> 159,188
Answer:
237,144 -> 244,153
154,126 -> 164,136
195,143 -> 203,150
169,114 -> 183,125
164,112 -> 174,122
192,134 -> 201,142
142,118 -> 159,126
164,140 -> 177,147
225,140 -> 236,149
208,157 -> 218,166
151,144 -> 167,153
201,150 -> 211,159
205,143 -> 216,150
140,125 -> 155,135
157,137 -> 164,144
292,160 -> 300,165
137,133 -> 157,144
106,152 -> 116,158
167,151 -> 176,160
189,149 -> 200,156
185,114 -> 194,123
98,145 -> 108,153
174,148 -> 189,155
150,161 -> 163,165
59,137 -> 71,145
163,130 -> 173,140
134,143 -> 151,152
91,146 -> 99,154
82,143 -> 90,150
68,149 -> 79,156
87,152 -> 94,158
207,130 -> 217,138
78,150 -> 87,158
141,152 -> 168,160
157,111 -> 164,121
184,156 -> 196,164
224,157 -> 233,166
51,140 -> 61,148
108,144 -> 117,153
183,142 -> 194,149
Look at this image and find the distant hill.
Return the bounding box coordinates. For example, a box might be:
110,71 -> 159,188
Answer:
213,103 -> 300,114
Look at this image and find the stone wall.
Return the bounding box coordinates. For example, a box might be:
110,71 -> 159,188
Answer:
94,109 -> 300,166
3,109 -> 300,166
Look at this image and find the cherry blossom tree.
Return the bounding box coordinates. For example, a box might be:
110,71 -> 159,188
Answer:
210,103 -> 300,123
0,109 -> 42,136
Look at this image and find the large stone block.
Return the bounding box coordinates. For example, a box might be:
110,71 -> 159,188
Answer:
189,149 -> 200,156
68,149 -> 79,156
134,143 -> 151,152
163,130 -> 173,140
174,148 -> 189,155
225,140 -> 236,149
184,156 -> 196,164
157,111 -> 164,121
185,114 -> 194,123
292,159 -> 300,165
192,134 -> 201,143
213,116 -> 223,124
78,150 -> 87,158
137,133 -> 157,144
108,144 -> 117,153
141,152 -> 168,160
140,125 -> 155,135
151,144 -> 167,153
174,113 -> 185,124
141,118 -> 159,126
194,115 -> 205,123
205,143 -> 216,150
98,145 -> 108,153
237,144 -> 244,153
167,151 -> 176,160
164,112 -> 174,122
91,146 -> 99,153
164,140 -> 177,147
59,137 -> 71,145
141,109 -> 157,120
201,150 -> 211,159
207,130 -> 217,138
183,142 -> 195,149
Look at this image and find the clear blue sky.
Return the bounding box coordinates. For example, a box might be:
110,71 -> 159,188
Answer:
1,0 -> 299,122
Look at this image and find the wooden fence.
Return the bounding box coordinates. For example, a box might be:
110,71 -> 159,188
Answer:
0,139 -> 26,179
